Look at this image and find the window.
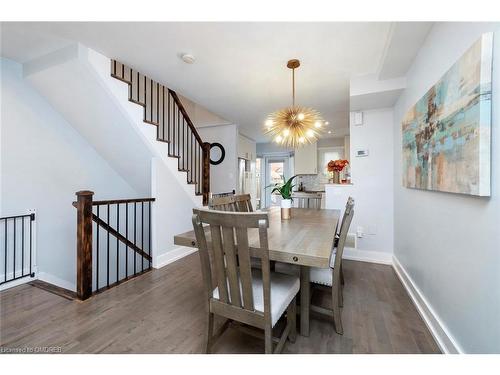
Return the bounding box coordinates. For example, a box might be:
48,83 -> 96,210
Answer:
319,147 -> 345,177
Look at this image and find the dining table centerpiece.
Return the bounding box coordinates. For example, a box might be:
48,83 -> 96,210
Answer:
327,159 -> 349,184
266,175 -> 297,220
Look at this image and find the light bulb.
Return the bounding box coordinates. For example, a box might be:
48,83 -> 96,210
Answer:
275,135 -> 283,143
298,113 -> 305,121
265,119 -> 273,127
314,121 -> 322,128
299,137 -> 305,143
306,129 -> 314,137
283,129 -> 290,137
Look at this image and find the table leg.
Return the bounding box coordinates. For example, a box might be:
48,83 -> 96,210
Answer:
300,265 -> 310,336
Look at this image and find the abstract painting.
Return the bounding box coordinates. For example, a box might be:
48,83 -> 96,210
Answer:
402,33 -> 493,196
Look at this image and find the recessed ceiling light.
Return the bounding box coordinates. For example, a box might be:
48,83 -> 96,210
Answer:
325,121 -> 330,125
328,131 -> 332,134
181,53 -> 195,64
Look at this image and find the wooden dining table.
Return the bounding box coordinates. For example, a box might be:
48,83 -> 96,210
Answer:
173,207 -> 340,336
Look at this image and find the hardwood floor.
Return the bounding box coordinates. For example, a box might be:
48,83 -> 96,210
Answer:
0,254 -> 440,354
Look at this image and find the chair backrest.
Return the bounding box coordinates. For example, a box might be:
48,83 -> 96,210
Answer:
209,194 -> 253,212
331,199 -> 354,274
192,208 -> 270,327
211,190 -> 235,198
336,196 -> 354,235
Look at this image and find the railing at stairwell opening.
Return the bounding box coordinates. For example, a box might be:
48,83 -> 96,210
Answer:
73,191 -> 155,300
110,60 -> 211,206
0,213 -> 36,287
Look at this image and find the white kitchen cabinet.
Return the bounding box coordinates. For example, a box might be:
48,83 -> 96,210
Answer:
294,142 -> 317,175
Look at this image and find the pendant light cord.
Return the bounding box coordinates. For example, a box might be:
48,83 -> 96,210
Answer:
292,67 -> 295,107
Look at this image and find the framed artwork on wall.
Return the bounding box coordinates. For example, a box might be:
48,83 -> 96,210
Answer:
402,33 -> 493,196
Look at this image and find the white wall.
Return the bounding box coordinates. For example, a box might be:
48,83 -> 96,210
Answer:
151,158 -> 197,267
348,108 -> 394,257
393,23 -> 500,353
197,124 -> 238,194
0,58 -> 138,289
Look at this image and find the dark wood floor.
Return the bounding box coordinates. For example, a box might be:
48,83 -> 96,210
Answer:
0,254 -> 440,354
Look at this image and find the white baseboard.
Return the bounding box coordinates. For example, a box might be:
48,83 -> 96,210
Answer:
154,246 -> 198,269
392,255 -> 462,354
37,272 -> 76,292
342,247 -> 393,265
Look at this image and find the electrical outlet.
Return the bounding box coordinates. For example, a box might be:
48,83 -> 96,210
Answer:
356,226 -> 364,238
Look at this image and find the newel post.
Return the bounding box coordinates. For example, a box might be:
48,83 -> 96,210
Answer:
76,190 -> 94,300
202,142 -> 211,206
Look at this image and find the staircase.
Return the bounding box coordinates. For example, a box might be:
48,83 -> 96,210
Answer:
110,60 -> 210,205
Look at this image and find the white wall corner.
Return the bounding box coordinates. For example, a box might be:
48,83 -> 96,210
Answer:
392,255 -> 462,354
154,246 -> 198,269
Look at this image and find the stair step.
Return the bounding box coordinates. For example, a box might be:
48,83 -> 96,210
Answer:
128,98 -> 146,107
156,138 -> 170,143
144,119 -> 159,126
178,168 -> 189,172
168,154 -> 180,158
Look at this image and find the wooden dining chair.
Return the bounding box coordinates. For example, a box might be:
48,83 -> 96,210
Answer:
308,199 -> 354,334
209,194 -> 253,212
275,199 -> 354,335
192,208 -> 299,354
335,196 -> 354,286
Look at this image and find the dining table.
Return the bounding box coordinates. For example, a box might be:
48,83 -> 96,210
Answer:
173,206 -> 340,336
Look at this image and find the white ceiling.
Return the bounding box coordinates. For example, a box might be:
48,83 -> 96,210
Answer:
1,22 -> 432,142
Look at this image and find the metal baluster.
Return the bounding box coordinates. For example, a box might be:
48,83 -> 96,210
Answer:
107,203 -> 110,287
177,108 -> 180,158
141,202 -> 144,272
13,218 -> 16,279
173,102 -> 176,155
29,215 -> 33,277
116,203 -> 120,283
21,217 -> 24,276
167,91 -> 171,149
96,205 -> 99,290
134,202 -> 137,275
125,202 -> 128,278
148,201 -> 152,269
4,219 -> 7,283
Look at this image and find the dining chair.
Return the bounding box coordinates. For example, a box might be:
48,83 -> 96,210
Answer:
275,199 -> 354,335
308,200 -> 354,334
335,196 -> 354,286
192,208 -> 299,354
209,194 -> 253,212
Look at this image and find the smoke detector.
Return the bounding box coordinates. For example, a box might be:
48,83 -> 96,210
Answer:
181,53 -> 195,64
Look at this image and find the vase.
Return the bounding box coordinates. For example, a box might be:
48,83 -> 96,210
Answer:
281,198 -> 292,220
332,171 -> 340,184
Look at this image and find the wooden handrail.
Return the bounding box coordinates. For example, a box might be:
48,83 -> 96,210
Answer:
168,89 -> 204,146
74,191 -> 154,300
111,59 -> 211,205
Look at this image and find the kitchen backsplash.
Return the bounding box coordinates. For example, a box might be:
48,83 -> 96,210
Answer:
296,174 -> 330,191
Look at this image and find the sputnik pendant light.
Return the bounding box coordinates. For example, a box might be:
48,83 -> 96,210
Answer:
264,59 -> 324,148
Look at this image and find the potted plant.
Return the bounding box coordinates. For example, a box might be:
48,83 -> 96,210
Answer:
266,175 -> 297,219
327,159 -> 349,184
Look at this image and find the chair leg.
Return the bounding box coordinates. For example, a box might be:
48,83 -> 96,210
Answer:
332,285 -> 344,335
338,282 -> 344,308
340,263 -> 345,286
287,297 -> 297,343
204,312 -> 214,353
264,324 -> 273,354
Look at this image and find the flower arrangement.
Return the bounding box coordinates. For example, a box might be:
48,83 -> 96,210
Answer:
327,159 -> 349,172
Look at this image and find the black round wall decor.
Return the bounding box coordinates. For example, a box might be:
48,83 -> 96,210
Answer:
209,142 -> 225,165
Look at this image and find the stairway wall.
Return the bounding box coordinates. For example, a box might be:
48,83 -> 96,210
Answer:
0,57 -> 138,289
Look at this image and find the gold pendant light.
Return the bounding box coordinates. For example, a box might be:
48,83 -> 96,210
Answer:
264,59 -> 324,148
